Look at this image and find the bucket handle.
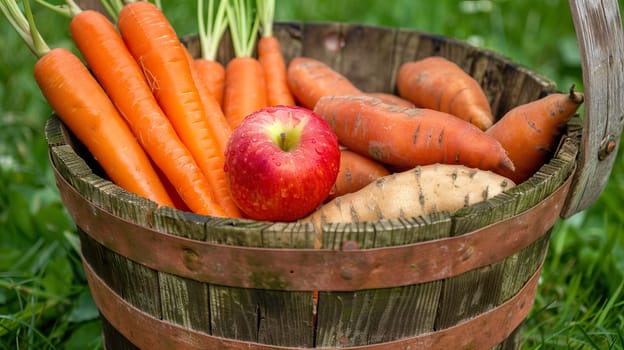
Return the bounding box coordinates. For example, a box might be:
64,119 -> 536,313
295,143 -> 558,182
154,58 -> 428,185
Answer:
562,0 -> 624,217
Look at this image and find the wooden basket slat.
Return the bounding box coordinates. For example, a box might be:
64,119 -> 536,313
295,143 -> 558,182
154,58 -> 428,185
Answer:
314,208 -> 451,346
101,317 -> 139,350
208,286 -> 316,347
315,281 -> 444,347
79,230 -> 163,319
499,233 -> 551,303
200,191 -> 318,346
259,221 -> 317,248
339,25 -> 399,93
434,259 -> 506,329
159,272 -> 211,331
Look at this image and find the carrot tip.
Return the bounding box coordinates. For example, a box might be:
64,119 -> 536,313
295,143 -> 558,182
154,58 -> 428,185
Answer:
568,84 -> 584,104
500,157 -> 516,173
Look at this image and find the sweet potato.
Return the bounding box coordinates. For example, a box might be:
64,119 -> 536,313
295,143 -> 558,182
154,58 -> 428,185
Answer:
303,163 -> 515,225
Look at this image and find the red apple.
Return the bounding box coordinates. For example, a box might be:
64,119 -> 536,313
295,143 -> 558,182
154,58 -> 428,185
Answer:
224,105 -> 340,221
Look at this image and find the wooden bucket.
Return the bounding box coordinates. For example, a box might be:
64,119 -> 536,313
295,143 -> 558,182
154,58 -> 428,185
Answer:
45,1 -> 624,349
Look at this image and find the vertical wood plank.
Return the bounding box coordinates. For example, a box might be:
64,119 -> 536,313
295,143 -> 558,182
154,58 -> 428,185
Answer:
256,222 -> 316,346
206,221 -> 316,347
50,145 -> 162,347
100,317 -> 139,350
152,208 -> 212,334
315,214 -> 451,347
301,22 -> 346,72
338,24 -> 398,92
434,260 -> 505,329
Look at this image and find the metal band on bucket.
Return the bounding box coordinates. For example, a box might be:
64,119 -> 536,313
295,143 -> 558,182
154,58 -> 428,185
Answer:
84,255 -> 543,350
54,162 -> 570,291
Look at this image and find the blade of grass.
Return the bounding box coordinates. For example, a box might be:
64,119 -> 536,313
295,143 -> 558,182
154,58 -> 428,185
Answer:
0,301 -> 59,343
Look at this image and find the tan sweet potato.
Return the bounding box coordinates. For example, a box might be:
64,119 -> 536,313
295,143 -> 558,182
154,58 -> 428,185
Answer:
303,163 -> 515,225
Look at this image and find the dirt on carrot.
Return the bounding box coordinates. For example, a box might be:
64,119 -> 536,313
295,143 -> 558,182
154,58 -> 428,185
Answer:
365,92 -> 415,108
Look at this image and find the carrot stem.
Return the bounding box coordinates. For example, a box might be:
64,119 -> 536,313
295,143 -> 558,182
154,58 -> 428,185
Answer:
98,0 -> 123,20
257,0 -> 274,37
226,0 -> 259,58
198,0 -> 228,61
32,0 -> 80,17
1,0 -> 49,56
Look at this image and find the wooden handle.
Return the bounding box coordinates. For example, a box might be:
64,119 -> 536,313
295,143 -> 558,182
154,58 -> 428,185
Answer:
561,0 -> 624,217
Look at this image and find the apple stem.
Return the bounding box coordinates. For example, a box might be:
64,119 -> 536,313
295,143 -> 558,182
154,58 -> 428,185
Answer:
280,132 -> 287,150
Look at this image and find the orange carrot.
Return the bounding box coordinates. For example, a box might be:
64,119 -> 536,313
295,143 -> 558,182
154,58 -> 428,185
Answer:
287,56 -> 362,109
117,1 -> 242,217
1,0 -> 175,208
195,57 -> 226,108
222,0 -> 267,128
258,36 -> 295,106
365,92 -> 415,108
183,48 -> 233,156
153,163 -> 191,212
196,0 -> 228,107
326,149 -> 390,201
314,95 -> 515,175
257,0 -> 295,106
224,57 -> 267,128
36,48 -> 175,208
397,56 -> 495,131
69,7 -> 226,216
486,85 -> 584,183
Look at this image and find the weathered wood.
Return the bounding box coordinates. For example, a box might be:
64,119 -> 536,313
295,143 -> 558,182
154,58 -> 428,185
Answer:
563,0 -> 624,217
434,260 -> 505,329
315,215 -> 451,347
49,141 -> 163,320
152,209 -> 212,335
101,317 -> 139,350
206,221 -> 316,347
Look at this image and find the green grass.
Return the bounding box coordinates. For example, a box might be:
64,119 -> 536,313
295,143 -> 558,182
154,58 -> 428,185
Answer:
1,1 -> 623,349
